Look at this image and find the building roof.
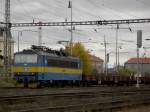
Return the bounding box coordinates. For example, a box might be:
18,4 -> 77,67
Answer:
90,55 -> 104,62
125,57 -> 150,64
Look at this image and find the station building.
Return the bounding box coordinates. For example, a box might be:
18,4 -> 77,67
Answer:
90,55 -> 104,74
124,57 -> 150,75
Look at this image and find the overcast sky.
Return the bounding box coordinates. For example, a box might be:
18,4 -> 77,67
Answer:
0,0 -> 150,67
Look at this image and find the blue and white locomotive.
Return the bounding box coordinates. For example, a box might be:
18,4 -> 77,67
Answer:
13,45 -> 82,87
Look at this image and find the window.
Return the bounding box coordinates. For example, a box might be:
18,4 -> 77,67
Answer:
47,59 -> 79,68
14,54 -> 37,63
71,62 -> 78,68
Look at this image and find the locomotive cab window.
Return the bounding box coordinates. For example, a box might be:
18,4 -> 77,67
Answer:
14,54 -> 37,63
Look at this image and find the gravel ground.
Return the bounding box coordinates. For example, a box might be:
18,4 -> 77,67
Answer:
0,86 -> 150,112
0,86 -> 150,97
118,105 -> 150,112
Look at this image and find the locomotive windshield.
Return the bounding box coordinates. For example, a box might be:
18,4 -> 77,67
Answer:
14,54 -> 37,63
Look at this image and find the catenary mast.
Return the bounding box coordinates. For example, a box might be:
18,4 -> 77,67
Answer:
4,0 -> 11,75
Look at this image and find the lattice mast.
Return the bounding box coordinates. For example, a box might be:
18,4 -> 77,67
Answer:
4,0 -> 11,75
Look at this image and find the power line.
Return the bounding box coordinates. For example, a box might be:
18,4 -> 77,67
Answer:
13,0 -> 48,22
6,0 -> 51,22
88,0 -> 141,19
135,0 -> 150,7
0,0 -> 5,22
16,0 -> 35,19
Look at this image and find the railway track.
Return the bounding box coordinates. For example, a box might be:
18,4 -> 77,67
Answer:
1,87 -> 150,112
0,88 -> 150,101
12,94 -> 150,112
0,86 -> 150,97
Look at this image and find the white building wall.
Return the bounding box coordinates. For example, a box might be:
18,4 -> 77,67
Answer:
125,63 -> 150,75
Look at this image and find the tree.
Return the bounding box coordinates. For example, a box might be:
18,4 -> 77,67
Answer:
118,68 -> 136,76
65,43 -> 92,75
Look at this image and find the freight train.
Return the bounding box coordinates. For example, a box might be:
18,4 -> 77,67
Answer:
13,45 -> 150,87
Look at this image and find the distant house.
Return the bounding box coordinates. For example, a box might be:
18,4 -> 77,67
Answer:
124,57 -> 150,75
90,55 -> 104,74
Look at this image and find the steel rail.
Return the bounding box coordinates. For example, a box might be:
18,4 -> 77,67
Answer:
1,89 -> 150,102
13,95 -> 150,112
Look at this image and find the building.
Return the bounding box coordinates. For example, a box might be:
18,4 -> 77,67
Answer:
124,57 -> 150,75
0,27 -> 14,67
90,55 -> 104,74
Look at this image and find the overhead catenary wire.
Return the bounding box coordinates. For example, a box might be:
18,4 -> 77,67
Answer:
13,0 -> 48,22
13,0 -> 75,22
1,0 -> 150,67
3,0 -> 56,22
135,0 -> 150,7
88,0 -> 141,19
0,0 -> 4,21
10,0 -> 140,23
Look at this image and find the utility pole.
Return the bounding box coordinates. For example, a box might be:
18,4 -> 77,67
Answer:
38,22 -> 42,46
17,32 -> 20,52
68,0 -> 73,55
17,31 -> 22,52
118,46 -> 122,70
104,35 -> 107,75
4,0 -> 11,76
115,24 -> 119,73
136,30 -> 142,88
136,45 -> 140,87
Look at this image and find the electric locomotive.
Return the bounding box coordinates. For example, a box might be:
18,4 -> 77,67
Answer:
13,45 -> 82,87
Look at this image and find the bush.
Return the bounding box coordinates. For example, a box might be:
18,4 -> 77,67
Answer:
0,77 -> 16,87
118,68 -> 136,76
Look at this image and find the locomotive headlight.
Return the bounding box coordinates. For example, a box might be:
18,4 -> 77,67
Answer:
24,63 -> 27,66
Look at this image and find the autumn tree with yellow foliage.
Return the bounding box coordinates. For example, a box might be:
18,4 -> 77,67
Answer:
65,43 -> 92,75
